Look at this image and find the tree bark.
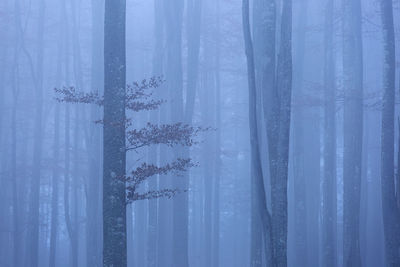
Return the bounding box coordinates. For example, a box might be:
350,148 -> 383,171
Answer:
163,1 -> 188,266
213,1 -> 221,265
147,2 -> 163,266
291,0 -> 308,265
379,0 -> 400,266
322,0 -> 337,266
86,1 -> 104,267
27,1 -> 45,266
243,1 -> 273,266
342,0 -> 363,266
103,0 -> 127,266
272,1 -> 293,265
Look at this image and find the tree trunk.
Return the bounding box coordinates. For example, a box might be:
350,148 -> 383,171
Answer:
342,0 -> 363,266
49,102 -> 60,267
272,1 -> 293,265
291,0 -> 308,265
87,1 -> 104,267
103,0 -> 127,266
11,1 -> 21,265
148,1 -> 163,267
379,0 -> 400,266
243,1 -> 273,265
163,1 -> 188,266
27,1 -> 45,266
213,1 -> 221,265
322,0 -> 337,266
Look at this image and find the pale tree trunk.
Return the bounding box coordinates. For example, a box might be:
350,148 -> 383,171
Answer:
147,2 -> 163,263
49,15 -> 63,265
69,1 -> 84,264
11,1 -> 21,265
86,0 -> 104,266
49,104 -> 60,267
148,1 -> 163,267
186,2 -> 202,265
212,1 -> 221,265
103,0 -> 127,266
202,2 -> 215,265
163,1 -> 188,266
291,0 -> 308,265
11,82 -> 20,267
342,0 -> 363,266
156,1 -> 172,263
185,0 -> 202,124
379,0 -> 400,266
322,0 -> 337,266
64,103 -> 73,266
27,0 -> 45,265
62,0 -> 73,265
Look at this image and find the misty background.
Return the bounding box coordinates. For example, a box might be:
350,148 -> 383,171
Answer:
0,0 -> 399,266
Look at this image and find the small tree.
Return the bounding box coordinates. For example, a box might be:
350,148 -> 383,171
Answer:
55,77 -> 204,203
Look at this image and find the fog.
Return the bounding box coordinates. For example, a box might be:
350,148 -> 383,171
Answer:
0,0 -> 399,266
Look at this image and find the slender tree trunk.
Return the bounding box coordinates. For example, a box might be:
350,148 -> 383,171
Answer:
147,120 -> 158,267
69,107 -> 80,267
87,1 -> 104,267
185,0 -> 202,124
27,1 -> 45,266
201,2 -> 215,265
342,0 -> 363,265
148,1 -> 163,267
70,1 -> 83,264
201,55 -> 214,267
11,61 -> 20,267
103,0 -> 127,266
379,0 -> 400,266
134,198 -> 146,267
49,102 -> 60,267
322,0 -> 337,266
64,103 -> 75,266
186,1 -> 202,266
291,0 -> 308,265
11,1 -> 21,265
163,1 -> 188,266
48,3 -> 68,266
49,31 -> 62,266
212,1 -> 221,265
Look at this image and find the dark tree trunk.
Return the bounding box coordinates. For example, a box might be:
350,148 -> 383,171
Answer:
272,1 -> 293,265
379,0 -> 400,266
103,0 -> 127,266
243,1 -> 273,266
